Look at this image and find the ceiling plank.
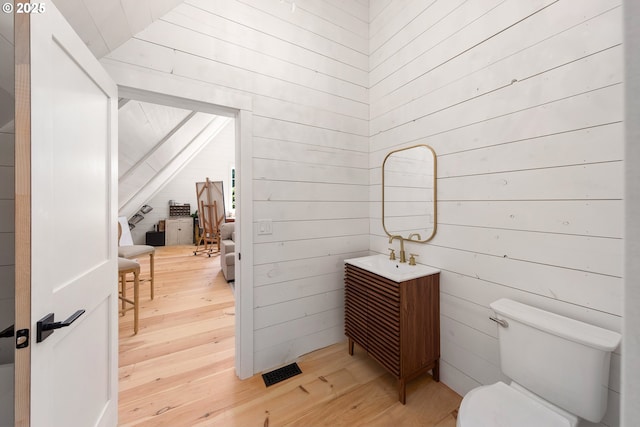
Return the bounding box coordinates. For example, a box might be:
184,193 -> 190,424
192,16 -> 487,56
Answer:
52,0 -> 186,58
119,110 -> 196,182
119,116 -> 231,217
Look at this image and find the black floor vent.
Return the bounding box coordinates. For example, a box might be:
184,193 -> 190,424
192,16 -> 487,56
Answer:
262,362 -> 302,387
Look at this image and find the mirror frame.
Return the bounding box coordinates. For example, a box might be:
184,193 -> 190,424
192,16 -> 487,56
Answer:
382,144 -> 437,243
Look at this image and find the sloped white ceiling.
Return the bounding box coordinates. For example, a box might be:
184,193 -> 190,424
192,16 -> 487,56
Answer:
119,100 -> 193,177
1,0 -> 187,128
3,0 -> 230,220
118,100 -> 231,218
49,0 -> 229,220
52,0 -> 185,58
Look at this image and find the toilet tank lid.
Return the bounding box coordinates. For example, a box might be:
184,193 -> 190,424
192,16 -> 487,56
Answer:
490,299 -> 621,351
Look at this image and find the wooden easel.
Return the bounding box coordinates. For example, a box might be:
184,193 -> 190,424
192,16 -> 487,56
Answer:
194,178 -> 225,257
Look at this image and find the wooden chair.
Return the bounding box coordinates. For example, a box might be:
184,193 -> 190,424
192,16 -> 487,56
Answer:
118,257 -> 140,334
118,222 -> 155,299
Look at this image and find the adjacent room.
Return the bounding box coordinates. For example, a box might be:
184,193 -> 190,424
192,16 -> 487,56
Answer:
3,1 -> 640,426
114,97 -> 238,424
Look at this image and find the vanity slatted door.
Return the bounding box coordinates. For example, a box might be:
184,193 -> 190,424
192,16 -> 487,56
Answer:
344,263 -> 440,404
344,271 -> 368,350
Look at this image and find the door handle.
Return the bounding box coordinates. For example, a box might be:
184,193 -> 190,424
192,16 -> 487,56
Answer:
37,309 -> 85,343
0,324 -> 14,338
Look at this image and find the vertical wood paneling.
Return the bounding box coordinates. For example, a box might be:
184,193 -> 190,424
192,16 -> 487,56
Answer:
370,1 -> 623,425
103,0 -> 370,373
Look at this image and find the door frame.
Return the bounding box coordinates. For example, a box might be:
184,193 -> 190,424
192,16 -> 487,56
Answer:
14,11 -> 31,427
111,67 -> 255,380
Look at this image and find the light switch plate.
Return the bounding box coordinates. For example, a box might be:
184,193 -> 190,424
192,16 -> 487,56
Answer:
258,219 -> 273,235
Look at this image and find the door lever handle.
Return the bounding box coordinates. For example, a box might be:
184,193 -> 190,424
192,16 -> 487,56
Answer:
37,310 -> 85,343
0,324 -> 14,338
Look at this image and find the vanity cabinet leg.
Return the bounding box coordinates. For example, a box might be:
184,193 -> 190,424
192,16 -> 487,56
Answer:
433,359 -> 440,382
398,378 -> 406,404
348,338 -> 354,356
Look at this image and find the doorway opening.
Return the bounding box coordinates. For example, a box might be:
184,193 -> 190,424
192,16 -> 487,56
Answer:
114,85 -> 253,419
116,98 -> 235,245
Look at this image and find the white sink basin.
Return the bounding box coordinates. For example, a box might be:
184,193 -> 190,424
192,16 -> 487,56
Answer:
344,254 -> 440,283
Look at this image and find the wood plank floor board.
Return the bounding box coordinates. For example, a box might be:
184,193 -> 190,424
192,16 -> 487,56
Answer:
118,245 -> 461,426
119,342 -> 235,394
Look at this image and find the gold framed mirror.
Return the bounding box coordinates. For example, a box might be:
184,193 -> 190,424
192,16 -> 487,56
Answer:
382,144 -> 437,243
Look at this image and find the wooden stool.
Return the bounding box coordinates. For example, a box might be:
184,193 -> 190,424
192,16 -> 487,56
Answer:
118,222 -> 155,299
118,257 -> 140,334
118,245 -> 155,300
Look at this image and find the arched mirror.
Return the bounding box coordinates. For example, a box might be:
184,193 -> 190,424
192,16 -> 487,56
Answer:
382,144 -> 437,242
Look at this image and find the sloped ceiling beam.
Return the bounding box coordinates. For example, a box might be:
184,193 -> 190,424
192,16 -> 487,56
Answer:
118,98 -> 130,109
118,111 -> 216,209
119,110 -> 196,182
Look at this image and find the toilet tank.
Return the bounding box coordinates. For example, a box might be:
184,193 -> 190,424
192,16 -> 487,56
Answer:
490,299 -> 621,423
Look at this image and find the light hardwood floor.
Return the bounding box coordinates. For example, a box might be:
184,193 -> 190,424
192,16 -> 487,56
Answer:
118,245 -> 461,426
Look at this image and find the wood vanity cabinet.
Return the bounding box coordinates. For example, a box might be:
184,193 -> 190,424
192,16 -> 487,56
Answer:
344,263 -> 440,404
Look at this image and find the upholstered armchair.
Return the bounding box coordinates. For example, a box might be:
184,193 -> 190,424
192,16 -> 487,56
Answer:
219,222 -> 235,282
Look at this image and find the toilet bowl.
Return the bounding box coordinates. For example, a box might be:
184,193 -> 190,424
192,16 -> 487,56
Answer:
456,299 -> 620,427
456,381 -> 577,427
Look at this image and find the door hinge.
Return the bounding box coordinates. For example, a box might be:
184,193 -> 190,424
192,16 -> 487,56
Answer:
238,252 -> 241,261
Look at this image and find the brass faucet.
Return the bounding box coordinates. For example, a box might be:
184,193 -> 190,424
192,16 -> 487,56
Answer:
388,235 -> 406,263
408,253 -> 418,266
408,233 -> 421,241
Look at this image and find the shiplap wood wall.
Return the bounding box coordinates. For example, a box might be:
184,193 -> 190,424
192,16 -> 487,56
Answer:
103,0 -> 370,372
369,1 -> 623,425
96,3 -> 625,422
128,119 -> 235,244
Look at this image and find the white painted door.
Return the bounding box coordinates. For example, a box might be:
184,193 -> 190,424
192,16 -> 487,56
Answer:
15,2 -> 118,426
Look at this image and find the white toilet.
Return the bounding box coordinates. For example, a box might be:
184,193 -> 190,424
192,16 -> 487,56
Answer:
457,298 -> 621,427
